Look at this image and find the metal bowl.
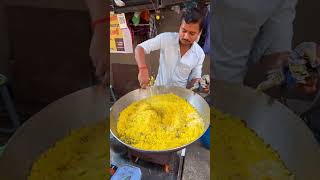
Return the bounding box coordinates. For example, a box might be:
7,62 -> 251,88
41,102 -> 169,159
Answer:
0,86 -> 107,180
212,80 -> 320,180
110,86 -> 210,153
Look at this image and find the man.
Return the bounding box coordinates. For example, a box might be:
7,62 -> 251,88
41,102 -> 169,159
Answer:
85,0 -> 108,86
135,7 -> 205,89
212,0 -> 298,86
212,0 -> 320,143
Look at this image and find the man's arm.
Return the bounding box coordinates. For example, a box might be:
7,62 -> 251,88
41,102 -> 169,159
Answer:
135,46 -> 147,68
186,53 -> 205,89
85,0 -> 107,86
135,46 -> 149,88
262,0 -> 297,56
244,0 -> 297,92
135,34 -> 163,88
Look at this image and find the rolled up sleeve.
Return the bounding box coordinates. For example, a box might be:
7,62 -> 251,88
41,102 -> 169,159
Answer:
263,0 -> 298,54
137,33 -> 163,54
190,53 -> 205,80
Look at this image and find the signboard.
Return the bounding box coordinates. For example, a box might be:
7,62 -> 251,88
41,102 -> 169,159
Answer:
110,12 -> 133,53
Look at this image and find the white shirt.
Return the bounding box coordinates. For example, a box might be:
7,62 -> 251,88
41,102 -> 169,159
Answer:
212,0 -> 298,83
138,32 -> 205,88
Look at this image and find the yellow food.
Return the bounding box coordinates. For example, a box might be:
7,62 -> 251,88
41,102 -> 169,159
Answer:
29,122 -> 107,180
149,76 -> 155,86
212,108 -> 294,180
117,93 -> 205,150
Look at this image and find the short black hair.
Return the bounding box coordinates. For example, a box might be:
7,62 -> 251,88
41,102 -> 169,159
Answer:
181,7 -> 204,31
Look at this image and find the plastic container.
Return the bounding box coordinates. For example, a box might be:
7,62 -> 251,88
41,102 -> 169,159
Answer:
200,127 -> 210,149
111,165 -> 142,180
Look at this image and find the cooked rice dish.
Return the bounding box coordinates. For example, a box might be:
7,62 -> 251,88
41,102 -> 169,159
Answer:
212,108 -> 294,180
28,122 -> 107,180
117,93 -> 205,150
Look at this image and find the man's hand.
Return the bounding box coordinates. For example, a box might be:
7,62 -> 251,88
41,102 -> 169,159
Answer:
138,68 -> 150,89
187,78 -> 201,89
244,52 -> 290,98
245,52 -> 290,86
89,23 -> 107,86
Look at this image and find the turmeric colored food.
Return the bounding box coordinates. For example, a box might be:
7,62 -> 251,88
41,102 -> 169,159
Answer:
28,122 -> 107,180
212,108 -> 294,180
117,93 -> 205,150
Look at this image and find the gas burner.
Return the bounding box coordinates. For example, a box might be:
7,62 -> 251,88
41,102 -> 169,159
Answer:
127,149 -> 179,173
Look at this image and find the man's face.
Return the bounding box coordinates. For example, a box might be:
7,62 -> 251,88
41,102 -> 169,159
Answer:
179,20 -> 201,46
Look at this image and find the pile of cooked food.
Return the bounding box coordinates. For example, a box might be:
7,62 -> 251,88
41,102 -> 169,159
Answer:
117,93 -> 205,150
28,122 -> 107,180
212,108 -> 294,180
